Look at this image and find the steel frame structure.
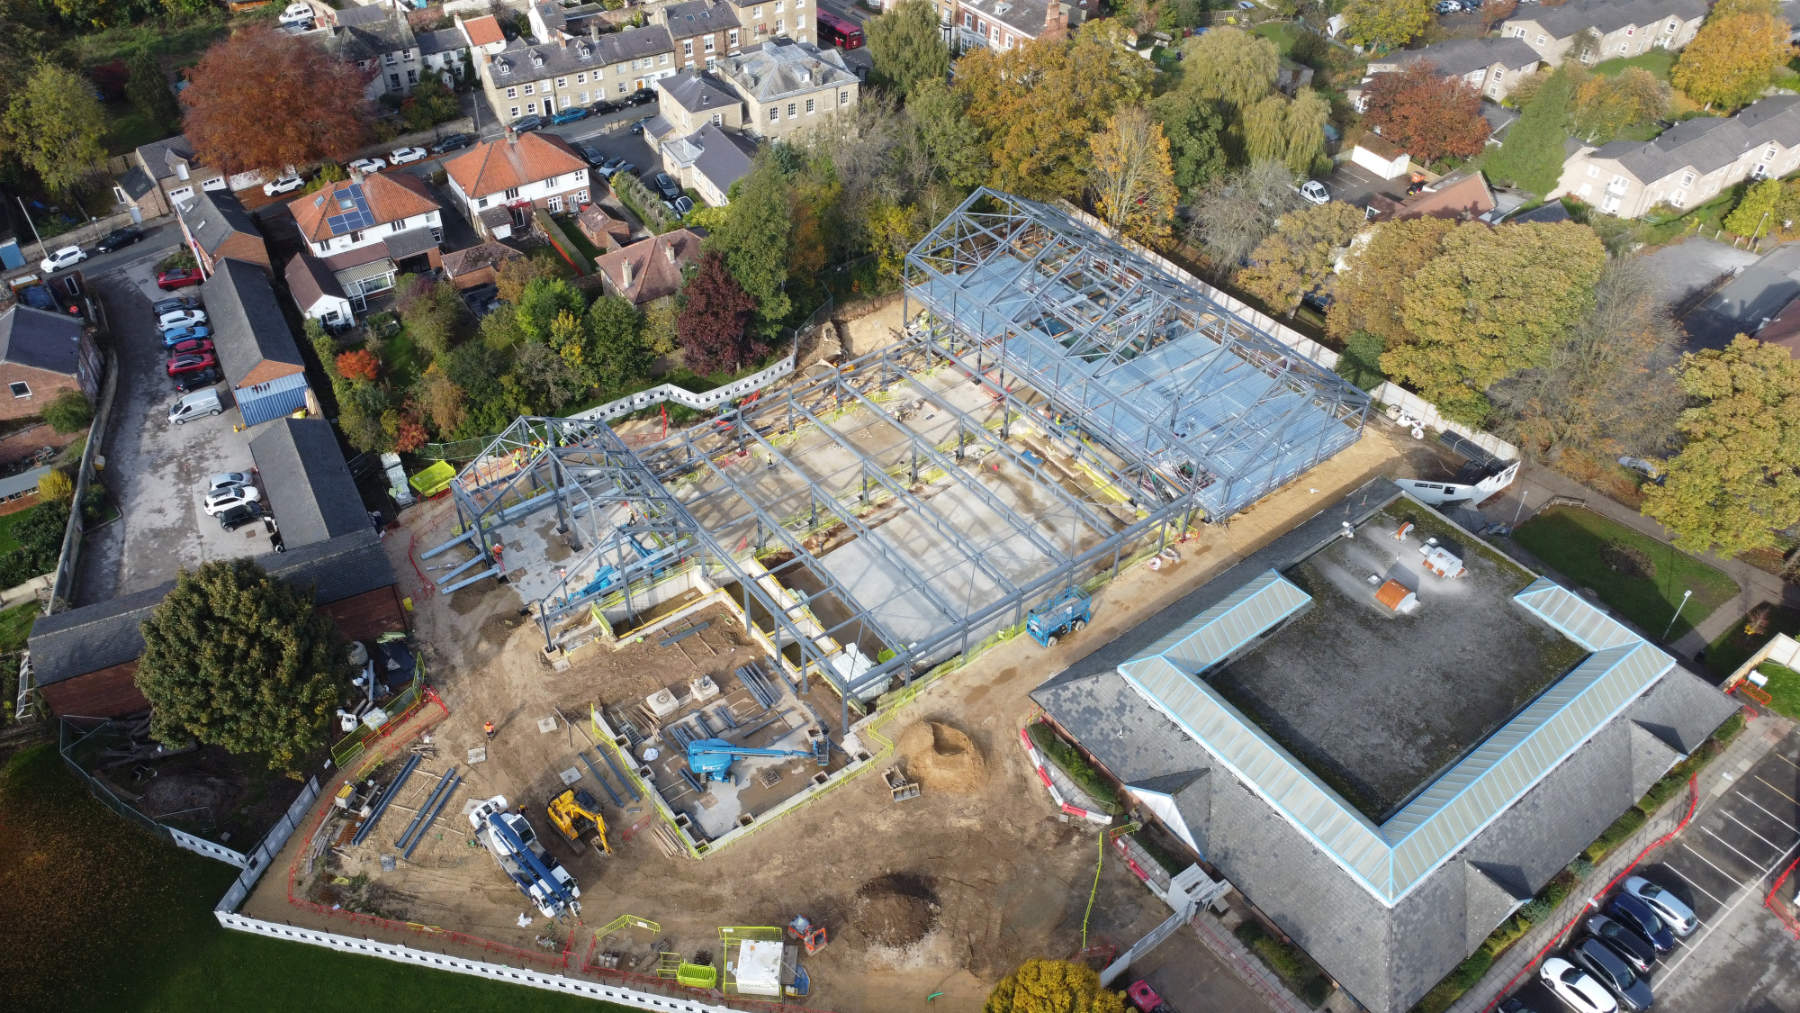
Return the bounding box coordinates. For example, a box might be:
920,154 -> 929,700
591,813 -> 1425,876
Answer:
904,188 -> 1370,520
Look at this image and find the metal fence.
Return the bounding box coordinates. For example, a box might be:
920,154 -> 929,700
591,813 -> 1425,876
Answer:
58,715 -> 186,838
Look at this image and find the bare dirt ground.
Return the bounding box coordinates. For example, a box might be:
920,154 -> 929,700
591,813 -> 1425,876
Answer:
242,421 -> 1430,1010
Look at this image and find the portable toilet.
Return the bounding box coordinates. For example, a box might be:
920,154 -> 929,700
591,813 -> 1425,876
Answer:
1375,579 -> 1420,615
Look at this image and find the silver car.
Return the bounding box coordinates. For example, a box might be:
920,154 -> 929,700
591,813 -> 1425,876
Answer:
1624,875 -> 1697,936
202,483 -> 262,517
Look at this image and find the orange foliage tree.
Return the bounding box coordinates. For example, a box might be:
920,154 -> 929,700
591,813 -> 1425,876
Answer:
181,23 -> 376,173
336,348 -> 381,382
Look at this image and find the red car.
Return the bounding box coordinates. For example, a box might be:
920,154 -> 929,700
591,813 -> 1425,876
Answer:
167,337 -> 214,356
157,268 -> 204,290
167,352 -> 218,376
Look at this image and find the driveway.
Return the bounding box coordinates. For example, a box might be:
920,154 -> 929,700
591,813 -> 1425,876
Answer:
1322,160 -> 1396,211
76,253 -> 278,604
1680,243 -> 1800,351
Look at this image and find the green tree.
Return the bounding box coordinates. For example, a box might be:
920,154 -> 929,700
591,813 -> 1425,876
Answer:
399,74 -> 460,132
1241,95 -> 1289,167
1236,201 -> 1365,315
867,0 -> 950,96
136,559 -> 349,772
908,79 -> 989,188
581,295 -> 649,390
336,380 -> 392,452
984,959 -> 1127,1013
1571,67 -> 1669,142
1,62 -> 108,198
1642,335 -> 1800,555
1174,27 -> 1277,112
1088,106 -> 1178,244
1153,93 -> 1228,196
42,390 -> 93,433
395,273 -> 467,360
1672,3 -> 1792,110
1328,215 -> 1455,347
1725,178 -> 1783,236
1341,0 -> 1433,51
513,277 -> 587,346
125,48 -> 180,133
1382,222 -> 1607,425
1483,66 -> 1576,197
706,153 -> 794,340
1282,89 -> 1330,176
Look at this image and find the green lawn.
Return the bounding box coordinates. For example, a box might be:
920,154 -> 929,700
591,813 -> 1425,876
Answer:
0,505 -> 43,556
0,744 -> 633,1013
1593,49 -> 1677,80
1708,604 -> 1800,678
1756,662 -> 1800,721
1251,20 -> 1302,56
1510,506 -> 1737,642
0,600 -> 36,654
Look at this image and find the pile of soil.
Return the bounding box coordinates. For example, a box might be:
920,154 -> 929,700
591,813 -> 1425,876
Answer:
852,872 -> 940,947
896,721 -> 987,794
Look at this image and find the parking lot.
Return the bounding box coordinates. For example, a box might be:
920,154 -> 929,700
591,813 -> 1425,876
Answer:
75,252 -> 279,605
1503,727 -> 1800,1013
1321,160 -> 1397,212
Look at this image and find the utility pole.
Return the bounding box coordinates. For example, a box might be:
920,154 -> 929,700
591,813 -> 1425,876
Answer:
16,195 -> 46,259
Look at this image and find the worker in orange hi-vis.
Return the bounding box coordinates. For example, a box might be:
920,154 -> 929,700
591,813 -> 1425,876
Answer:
484,721 -> 496,741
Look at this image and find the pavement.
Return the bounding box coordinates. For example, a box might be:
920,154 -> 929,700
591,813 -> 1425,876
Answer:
1681,243 -> 1800,352
1639,237 -> 1761,322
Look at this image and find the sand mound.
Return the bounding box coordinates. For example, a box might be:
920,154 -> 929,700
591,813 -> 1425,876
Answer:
896,721 -> 987,794
853,872 -> 940,947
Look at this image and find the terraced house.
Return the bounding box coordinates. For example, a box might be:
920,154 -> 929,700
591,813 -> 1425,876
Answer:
476,24 -> 677,124
1501,0 -> 1709,67
718,38 -> 858,141
725,0 -> 814,47
654,0 -> 742,70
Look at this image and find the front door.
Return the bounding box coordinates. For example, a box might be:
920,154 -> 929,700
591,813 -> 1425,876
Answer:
544,96 -> 555,115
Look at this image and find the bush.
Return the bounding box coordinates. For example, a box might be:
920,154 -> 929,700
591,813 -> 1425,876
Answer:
1414,950 -> 1493,1013
613,171 -> 678,234
1026,722 -> 1122,813
36,470 -> 72,503
1584,807 -> 1647,863
534,208 -> 597,275
42,391 -> 92,434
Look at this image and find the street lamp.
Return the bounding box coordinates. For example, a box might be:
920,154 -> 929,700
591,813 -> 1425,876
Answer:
1661,589 -> 1693,641
1510,490 -> 1530,528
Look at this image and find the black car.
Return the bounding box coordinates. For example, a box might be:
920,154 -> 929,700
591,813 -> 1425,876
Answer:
1607,893 -> 1675,953
153,295 -> 200,316
627,87 -> 656,106
651,172 -> 682,200
1582,914 -> 1657,974
217,501 -> 265,532
1496,999 -> 1539,1013
513,115 -> 545,133
1565,937 -> 1652,1011
576,143 -> 607,166
95,227 -> 143,253
173,366 -> 221,393
432,132 -> 474,154
590,98 -> 622,114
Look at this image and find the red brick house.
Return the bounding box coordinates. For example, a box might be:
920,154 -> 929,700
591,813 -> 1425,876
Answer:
0,304 -> 101,423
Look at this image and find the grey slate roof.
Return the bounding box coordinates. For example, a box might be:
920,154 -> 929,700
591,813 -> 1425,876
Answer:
488,24 -> 674,82
27,528 -> 396,688
661,0 -> 740,40
118,166 -> 156,202
693,124 -> 755,193
0,304 -> 85,375
1510,0 -> 1710,39
1389,36 -> 1540,77
135,134 -> 198,182
202,258 -> 305,390
248,417 -> 370,548
960,0 -> 1053,37
1594,95 -> 1800,183
1031,478 -> 1739,1012
657,70 -> 741,115
418,27 -> 468,57
720,38 -> 856,103
180,188 -> 261,260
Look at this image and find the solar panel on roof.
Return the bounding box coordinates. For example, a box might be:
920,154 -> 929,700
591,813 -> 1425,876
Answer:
323,182 -> 374,235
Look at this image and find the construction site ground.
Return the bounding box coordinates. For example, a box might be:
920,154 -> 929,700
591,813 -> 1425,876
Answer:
241,419 -> 1443,1011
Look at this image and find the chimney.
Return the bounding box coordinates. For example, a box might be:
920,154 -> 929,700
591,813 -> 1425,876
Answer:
663,241 -> 678,264
621,256 -> 635,290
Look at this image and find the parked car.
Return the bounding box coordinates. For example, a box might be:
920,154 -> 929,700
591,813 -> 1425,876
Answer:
651,172 -> 682,200
348,156 -> 387,174
1435,0 -> 1459,12
590,98 -> 622,114
597,156 -> 628,179
161,325 -> 212,347
664,195 -> 694,218
1623,875 -> 1697,936
167,337 -> 215,357
263,174 -> 305,196
1565,938 -> 1651,1011
389,146 -> 428,166
1581,915 -> 1656,974
1606,893 -> 1675,953
156,268 -> 204,290
576,143 -> 607,166
168,387 -> 223,423
203,483 -> 262,516
208,471 -> 255,491
1497,999 -> 1540,1013
173,367 -> 221,394
629,118 -> 648,134
217,501 -> 266,532
39,245 -> 87,273
627,87 -> 656,106
167,352 -> 219,376
153,295 -> 198,316
513,115 -> 545,133
158,308 -> 209,331
95,227 -> 143,253
549,106 -> 591,125
1538,957 -> 1618,1013
432,132 -> 474,154
1297,180 -> 1329,205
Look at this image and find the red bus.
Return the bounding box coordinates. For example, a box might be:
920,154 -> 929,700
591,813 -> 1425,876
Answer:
817,10 -> 865,49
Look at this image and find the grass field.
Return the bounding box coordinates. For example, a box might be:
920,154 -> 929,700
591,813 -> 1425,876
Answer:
0,744 -> 631,1013
1511,506 -> 1737,642
1708,604 -> 1800,678
1755,662 -> 1800,721
1592,49 -> 1677,81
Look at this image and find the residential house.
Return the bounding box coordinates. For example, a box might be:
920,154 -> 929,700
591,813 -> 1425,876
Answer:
444,131 -> 592,238
442,241 -> 525,290
596,229 -> 703,306
718,38 -> 858,140
177,188 -> 270,277
660,123 -> 757,206
115,134 -> 262,221
655,69 -> 745,135
1551,95 -> 1800,218
291,173 -> 442,261
0,304 -> 101,422
476,25 -> 676,125
725,0 -> 815,47
203,258 -> 314,427
948,0 -> 1069,51
576,206 -> 633,252
456,12 -> 509,56
316,3 -> 425,99
418,27 -> 473,85
285,253 -> 355,328
1501,0 -> 1709,67
1367,172 -> 1497,221
655,1 -> 743,70
1356,37 -> 1541,107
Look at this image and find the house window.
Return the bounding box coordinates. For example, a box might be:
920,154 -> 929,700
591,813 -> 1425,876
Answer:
838,89 -> 847,104
391,221 -> 404,233
754,3 -> 764,16
684,39 -> 694,56
407,69 -> 417,84
525,83 -> 535,94
1671,191 -> 1687,208
712,112 -> 722,125
478,197 -> 490,208
776,18 -> 784,32
661,54 -> 670,65
805,98 -> 814,113
1767,147 -> 1778,159
776,0 -> 783,9
575,189 -> 589,204
769,107 -> 779,122
704,36 -> 715,51
549,195 -> 563,212
1535,34 -> 1546,44
316,241 -> 330,254
8,382 -> 29,399
579,91 -> 589,103
729,29 -> 739,46
510,106 -> 520,117
389,73 -> 401,88
385,53 -> 397,65
787,102 -> 796,117
577,72 -> 586,83
507,87 -> 518,98
504,186 -> 520,199
963,12 -> 971,27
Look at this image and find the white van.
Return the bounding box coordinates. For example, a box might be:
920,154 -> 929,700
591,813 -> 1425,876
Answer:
169,388 -> 222,425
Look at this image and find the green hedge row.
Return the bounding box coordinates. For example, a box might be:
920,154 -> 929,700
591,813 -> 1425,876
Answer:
1026,722 -> 1123,814
613,171 -> 678,234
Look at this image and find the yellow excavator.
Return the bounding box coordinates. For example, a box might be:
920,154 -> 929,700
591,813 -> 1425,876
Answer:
546,788 -> 613,856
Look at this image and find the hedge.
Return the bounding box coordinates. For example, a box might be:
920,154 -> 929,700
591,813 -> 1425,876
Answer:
1234,921 -> 1334,1007
1026,721 -> 1122,813
1413,950 -> 1493,1013
613,171 -> 678,234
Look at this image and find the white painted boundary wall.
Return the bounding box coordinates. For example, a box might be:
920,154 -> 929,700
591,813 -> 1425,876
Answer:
213,913 -> 756,1012
1055,203 -> 1521,463
572,355 -> 796,424
169,827 -> 250,869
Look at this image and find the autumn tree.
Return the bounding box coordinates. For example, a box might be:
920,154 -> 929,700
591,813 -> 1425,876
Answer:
707,154 -> 794,340
395,273 -> 467,359
867,0 -> 950,96
1341,0 -> 1433,52
1725,178 -> 1783,236
36,469 -> 72,504
495,255 -> 558,304
1480,0 -> 1519,31
984,959 -> 1127,1013
137,559 -> 350,772
1185,160 -> 1301,277
1362,63 -> 1491,162
1,62 -> 108,198
1236,202 -> 1365,315
1483,66 -> 1576,196
513,277 -> 587,346
1672,1 -> 1792,110
1381,221 -> 1607,425
1489,255 -> 1684,464
335,348 -> 381,381
1643,335 -> 1800,555
958,26 -> 1153,200
1089,107 -> 1178,244
1329,216 -> 1454,347
1571,67 -> 1670,141
416,365 -> 466,437
677,252 -> 761,375
182,23 -> 376,173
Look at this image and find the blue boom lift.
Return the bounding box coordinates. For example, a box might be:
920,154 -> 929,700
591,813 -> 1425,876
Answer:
686,737 -> 828,784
